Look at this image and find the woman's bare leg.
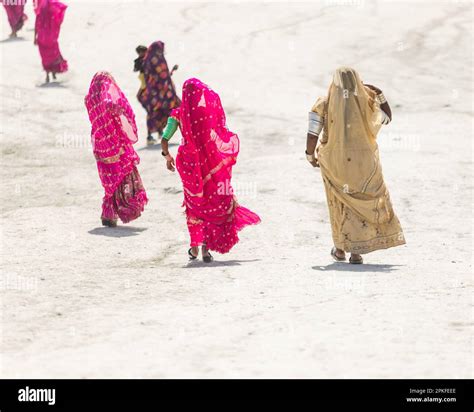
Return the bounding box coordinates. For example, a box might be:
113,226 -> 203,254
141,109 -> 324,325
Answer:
202,244 -> 213,262
146,130 -> 157,145
45,72 -> 50,83
334,247 -> 345,259
350,253 -> 363,264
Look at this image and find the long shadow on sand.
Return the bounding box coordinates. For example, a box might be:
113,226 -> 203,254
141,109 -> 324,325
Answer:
0,37 -> 27,43
36,82 -> 66,88
183,259 -> 261,268
138,142 -> 179,152
88,226 -> 147,237
312,262 -> 402,273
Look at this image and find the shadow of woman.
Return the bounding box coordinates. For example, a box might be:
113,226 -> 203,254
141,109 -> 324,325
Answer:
138,142 -> 179,151
88,226 -> 147,238
0,36 -> 27,43
183,259 -> 261,268
312,262 -> 403,273
36,81 -> 67,88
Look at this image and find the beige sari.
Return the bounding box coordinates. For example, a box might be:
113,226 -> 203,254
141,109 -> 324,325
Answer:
312,67 -> 405,254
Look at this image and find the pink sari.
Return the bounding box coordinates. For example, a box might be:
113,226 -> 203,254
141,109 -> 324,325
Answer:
35,0 -> 67,73
85,72 -> 148,223
2,0 -> 27,33
173,78 -> 260,253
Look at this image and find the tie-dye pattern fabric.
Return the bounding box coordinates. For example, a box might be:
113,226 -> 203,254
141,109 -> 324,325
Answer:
85,72 -> 147,223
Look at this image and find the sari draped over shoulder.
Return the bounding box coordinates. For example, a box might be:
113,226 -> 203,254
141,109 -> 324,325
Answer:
2,0 -> 27,33
84,72 -> 147,223
314,67 -> 405,254
173,78 -> 260,253
35,0 -> 68,73
137,41 -> 181,135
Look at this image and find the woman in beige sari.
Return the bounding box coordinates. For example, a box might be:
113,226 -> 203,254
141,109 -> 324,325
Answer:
305,67 -> 405,264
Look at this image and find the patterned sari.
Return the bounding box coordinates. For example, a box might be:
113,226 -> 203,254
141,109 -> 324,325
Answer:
2,0 -> 27,33
137,41 -> 181,135
314,67 -> 405,254
34,0 -> 68,73
84,72 -> 148,223
172,78 -> 260,253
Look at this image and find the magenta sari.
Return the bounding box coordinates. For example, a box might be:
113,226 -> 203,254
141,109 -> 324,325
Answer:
2,0 -> 27,33
172,78 -> 260,253
35,0 -> 67,73
85,72 -> 148,223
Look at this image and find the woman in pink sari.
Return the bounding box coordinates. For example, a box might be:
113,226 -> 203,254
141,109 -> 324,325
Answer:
160,78 -> 261,262
2,0 -> 27,38
34,0 -> 68,83
85,72 -> 148,227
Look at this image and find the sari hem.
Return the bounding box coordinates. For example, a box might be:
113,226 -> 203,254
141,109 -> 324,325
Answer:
334,233 -> 406,255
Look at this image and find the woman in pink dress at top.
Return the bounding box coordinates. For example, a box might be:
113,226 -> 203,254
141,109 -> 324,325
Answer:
2,0 -> 27,38
34,0 -> 68,83
160,78 -> 261,262
85,72 -> 148,227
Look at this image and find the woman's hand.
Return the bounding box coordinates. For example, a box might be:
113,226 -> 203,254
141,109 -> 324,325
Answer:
166,157 -> 176,172
305,149 -> 319,168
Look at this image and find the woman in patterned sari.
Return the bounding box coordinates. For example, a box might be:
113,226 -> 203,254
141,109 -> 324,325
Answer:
305,67 -> 405,264
137,41 -> 180,145
85,72 -> 148,227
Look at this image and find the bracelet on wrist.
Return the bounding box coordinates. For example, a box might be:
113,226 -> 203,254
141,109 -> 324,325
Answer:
305,150 -> 316,162
162,151 -> 173,162
377,93 -> 387,104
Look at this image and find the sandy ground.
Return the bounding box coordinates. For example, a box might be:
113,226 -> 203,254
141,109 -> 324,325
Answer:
0,0 -> 472,378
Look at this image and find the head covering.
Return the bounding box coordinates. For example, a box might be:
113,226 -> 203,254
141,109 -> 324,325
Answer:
173,78 -> 260,253
316,66 -> 392,224
137,41 -> 181,134
84,72 -> 140,197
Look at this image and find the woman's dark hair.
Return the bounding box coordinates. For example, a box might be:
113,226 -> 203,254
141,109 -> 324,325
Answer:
136,45 -> 147,54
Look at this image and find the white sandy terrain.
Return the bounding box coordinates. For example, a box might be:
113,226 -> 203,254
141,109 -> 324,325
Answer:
0,0 -> 472,378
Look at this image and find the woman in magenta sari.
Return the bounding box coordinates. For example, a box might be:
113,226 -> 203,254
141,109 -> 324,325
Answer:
85,72 -> 148,227
2,0 -> 27,38
160,78 -> 261,262
34,0 -> 68,83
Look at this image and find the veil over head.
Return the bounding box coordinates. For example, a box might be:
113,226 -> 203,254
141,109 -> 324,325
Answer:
173,78 -> 240,198
84,72 -> 140,197
317,67 -> 391,224
172,78 -> 259,253
85,71 -> 138,147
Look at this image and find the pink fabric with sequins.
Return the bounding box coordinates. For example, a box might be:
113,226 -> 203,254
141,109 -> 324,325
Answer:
173,78 -> 260,253
84,72 -> 142,198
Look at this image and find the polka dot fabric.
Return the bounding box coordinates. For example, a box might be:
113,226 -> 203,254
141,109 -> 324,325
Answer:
172,78 -> 260,254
